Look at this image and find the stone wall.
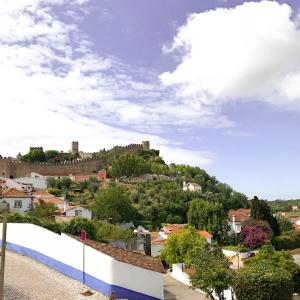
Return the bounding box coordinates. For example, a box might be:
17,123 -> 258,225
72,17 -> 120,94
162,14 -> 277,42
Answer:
0,142 -> 150,178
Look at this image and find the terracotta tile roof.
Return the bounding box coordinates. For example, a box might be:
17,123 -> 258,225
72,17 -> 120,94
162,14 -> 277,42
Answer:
162,224 -> 187,235
150,232 -> 166,245
198,230 -> 213,238
72,236 -> 165,274
2,188 -> 31,198
33,197 -> 64,205
33,190 -> 55,198
228,209 -> 251,222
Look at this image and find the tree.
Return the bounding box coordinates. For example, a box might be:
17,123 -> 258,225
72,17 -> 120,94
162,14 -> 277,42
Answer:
244,243 -> 300,293
21,148 -> 46,162
240,220 -> 272,249
92,185 -> 137,224
251,196 -> 280,236
110,154 -> 151,178
46,177 -> 57,188
277,216 -> 293,233
160,226 -> 206,265
44,150 -> 59,161
189,244 -> 234,300
59,177 -> 72,190
28,200 -> 58,219
234,261 -> 293,300
187,199 -> 228,242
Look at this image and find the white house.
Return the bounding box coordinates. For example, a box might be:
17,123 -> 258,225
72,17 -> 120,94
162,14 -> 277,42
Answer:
227,208 -> 251,234
1,187 -> 33,214
65,205 -> 92,219
182,182 -> 202,192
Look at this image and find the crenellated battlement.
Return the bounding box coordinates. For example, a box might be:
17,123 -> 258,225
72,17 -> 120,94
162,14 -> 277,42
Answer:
0,141 -> 150,178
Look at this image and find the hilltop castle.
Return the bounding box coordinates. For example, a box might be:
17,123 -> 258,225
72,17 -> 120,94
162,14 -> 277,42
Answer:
0,141 -> 150,179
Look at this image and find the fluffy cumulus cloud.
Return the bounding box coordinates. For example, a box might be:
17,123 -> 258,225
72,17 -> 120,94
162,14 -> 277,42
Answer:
161,1 -> 300,109
0,0 -> 214,166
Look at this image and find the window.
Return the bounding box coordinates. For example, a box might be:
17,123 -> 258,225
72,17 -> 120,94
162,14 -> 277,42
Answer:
75,210 -> 82,217
14,200 -> 22,208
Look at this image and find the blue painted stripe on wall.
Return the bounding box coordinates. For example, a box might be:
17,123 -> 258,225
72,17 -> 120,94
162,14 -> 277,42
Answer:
4,241 -> 161,300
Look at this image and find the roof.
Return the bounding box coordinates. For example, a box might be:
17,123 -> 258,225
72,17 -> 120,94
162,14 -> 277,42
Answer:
72,236 -> 165,274
151,232 -> 166,245
198,230 -> 213,238
228,208 -> 251,222
33,197 -> 64,205
2,188 -> 31,198
33,190 -> 54,197
162,224 -> 187,235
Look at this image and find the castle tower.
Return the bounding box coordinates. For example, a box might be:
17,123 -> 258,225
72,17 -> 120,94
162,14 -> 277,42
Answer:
71,141 -> 79,154
142,141 -> 150,151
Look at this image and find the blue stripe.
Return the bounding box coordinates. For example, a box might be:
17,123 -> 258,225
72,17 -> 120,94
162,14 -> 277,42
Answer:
4,241 -> 161,300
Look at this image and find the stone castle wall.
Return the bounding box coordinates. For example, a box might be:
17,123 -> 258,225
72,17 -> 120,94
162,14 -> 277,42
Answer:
0,143 -> 147,178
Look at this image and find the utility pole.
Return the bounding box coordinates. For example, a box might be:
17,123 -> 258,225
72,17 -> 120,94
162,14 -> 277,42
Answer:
0,186 -> 9,300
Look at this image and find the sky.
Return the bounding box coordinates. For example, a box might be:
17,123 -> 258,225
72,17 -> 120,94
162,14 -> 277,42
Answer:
1,0 -> 300,200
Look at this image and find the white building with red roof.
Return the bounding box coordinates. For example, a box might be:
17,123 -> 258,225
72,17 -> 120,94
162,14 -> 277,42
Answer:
227,208 -> 251,234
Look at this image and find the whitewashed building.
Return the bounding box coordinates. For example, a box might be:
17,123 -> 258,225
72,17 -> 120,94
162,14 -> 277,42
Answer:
227,209 -> 251,234
182,182 -> 202,192
65,205 -> 93,219
1,188 -> 33,214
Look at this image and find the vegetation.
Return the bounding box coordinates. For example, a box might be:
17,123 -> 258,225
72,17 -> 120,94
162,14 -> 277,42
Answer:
234,261 -> 293,300
251,196 -> 280,236
240,220 -> 272,249
187,199 -> 228,242
92,185 -> 137,224
189,244 -> 233,300
28,200 -> 58,219
272,230 -> 300,250
20,148 -> 78,162
160,226 -> 206,265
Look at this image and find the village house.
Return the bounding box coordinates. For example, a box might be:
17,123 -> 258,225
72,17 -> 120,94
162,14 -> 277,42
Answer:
227,208 -> 251,234
182,181 -> 202,192
150,224 -> 212,257
64,205 -> 93,219
69,169 -> 107,183
0,187 -> 33,214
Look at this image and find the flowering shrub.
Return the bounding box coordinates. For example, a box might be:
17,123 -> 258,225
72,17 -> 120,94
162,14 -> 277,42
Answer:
240,222 -> 272,249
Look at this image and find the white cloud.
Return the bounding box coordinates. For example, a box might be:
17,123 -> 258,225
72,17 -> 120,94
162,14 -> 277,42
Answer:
160,1 -> 300,110
0,0 -> 213,166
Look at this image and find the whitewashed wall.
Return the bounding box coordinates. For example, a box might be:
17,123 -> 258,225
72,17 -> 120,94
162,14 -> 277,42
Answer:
0,223 -> 163,300
65,207 -> 92,219
2,198 -> 32,214
222,249 -> 249,258
171,263 -> 232,300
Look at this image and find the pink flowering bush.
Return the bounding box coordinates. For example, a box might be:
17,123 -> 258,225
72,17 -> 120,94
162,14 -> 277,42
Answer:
240,221 -> 272,249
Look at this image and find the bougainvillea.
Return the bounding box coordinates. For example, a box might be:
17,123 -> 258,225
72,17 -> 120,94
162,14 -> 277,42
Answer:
240,222 -> 272,249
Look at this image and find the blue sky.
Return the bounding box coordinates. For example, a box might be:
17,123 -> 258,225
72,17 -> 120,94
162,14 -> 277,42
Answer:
1,0 -> 300,200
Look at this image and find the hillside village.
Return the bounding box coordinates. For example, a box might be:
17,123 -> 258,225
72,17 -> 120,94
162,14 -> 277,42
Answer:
1,141 -> 300,300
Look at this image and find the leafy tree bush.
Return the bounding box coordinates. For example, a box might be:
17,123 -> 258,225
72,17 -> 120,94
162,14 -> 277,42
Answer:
251,196 -> 280,236
272,230 -> 300,250
110,154 -> 151,177
277,216 -> 293,233
47,188 -> 61,196
161,226 -> 206,265
61,217 -> 96,239
234,261 -> 293,300
187,199 -> 228,242
20,148 -> 46,162
244,243 -> 300,293
92,185 -> 137,224
189,244 -> 233,300
240,220 -> 272,249
28,200 -> 58,219
44,150 -> 59,161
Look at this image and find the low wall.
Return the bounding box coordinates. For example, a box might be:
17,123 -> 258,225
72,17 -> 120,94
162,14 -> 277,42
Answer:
222,249 -> 249,259
171,263 -> 232,300
1,223 -> 163,300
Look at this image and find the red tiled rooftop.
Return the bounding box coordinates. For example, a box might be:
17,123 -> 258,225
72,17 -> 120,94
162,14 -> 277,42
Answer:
228,208 -> 251,222
2,188 -> 31,198
198,230 -> 213,239
72,236 -> 165,274
33,197 -> 64,205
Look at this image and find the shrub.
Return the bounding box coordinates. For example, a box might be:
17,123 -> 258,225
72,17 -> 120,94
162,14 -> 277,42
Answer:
223,245 -> 248,252
234,261 -> 293,300
272,230 -> 300,250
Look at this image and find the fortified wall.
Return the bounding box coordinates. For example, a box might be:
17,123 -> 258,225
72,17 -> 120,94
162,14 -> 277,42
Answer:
0,142 -> 149,178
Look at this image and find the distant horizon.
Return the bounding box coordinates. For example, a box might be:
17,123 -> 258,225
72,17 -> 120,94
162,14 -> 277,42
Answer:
1,0 -> 300,199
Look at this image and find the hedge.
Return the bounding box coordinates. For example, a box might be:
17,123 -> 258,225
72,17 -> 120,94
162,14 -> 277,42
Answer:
272,230 -> 300,250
